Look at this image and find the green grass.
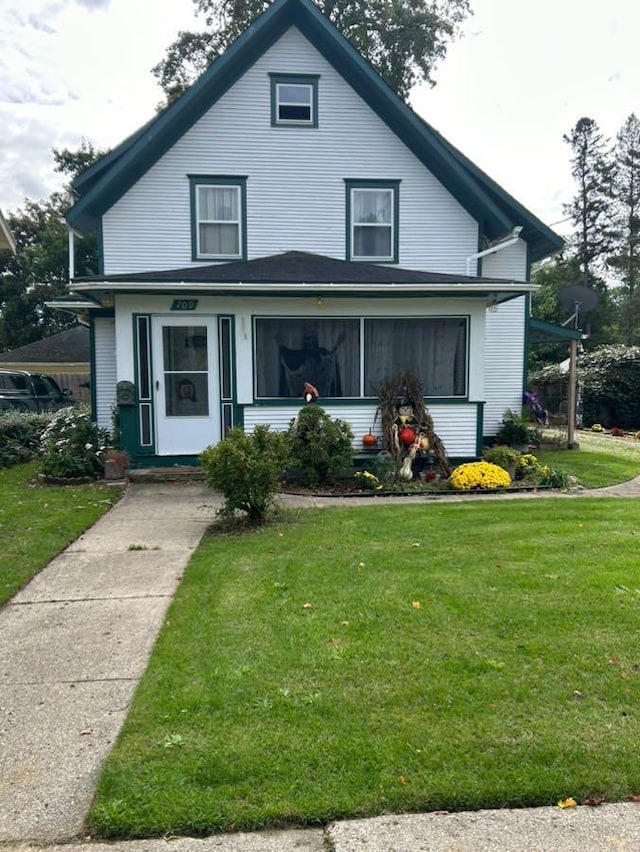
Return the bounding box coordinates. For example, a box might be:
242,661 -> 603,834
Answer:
535,431 -> 640,488
89,499 -> 640,837
0,462 -> 123,606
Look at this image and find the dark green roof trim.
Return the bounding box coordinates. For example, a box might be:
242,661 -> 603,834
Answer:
66,0 -> 562,263
529,317 -> 584,342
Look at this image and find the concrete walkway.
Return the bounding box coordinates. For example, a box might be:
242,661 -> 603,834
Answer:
2,479 -> 640,850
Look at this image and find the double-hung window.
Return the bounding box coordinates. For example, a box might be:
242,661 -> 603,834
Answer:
270,74 -> 319,127
346,180 -> 399,262
189,176 -> 247,261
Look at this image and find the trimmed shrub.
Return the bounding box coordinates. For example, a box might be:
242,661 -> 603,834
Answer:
495,409 -> 533,447
483,444 -> 519,475
40,404 -> 108,479
287,404 -> 354,488
0,410 -> 52,469
200,425 -> 289,524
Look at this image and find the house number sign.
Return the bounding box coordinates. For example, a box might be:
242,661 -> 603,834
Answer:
171,299 -> 199,311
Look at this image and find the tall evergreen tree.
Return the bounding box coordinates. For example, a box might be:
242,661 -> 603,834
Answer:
563,117 -> 615,286
153,0 -> 471,104
608,113 -> 640,344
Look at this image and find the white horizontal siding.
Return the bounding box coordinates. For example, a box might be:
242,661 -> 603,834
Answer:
483,298 -> 526,435
243,402 -> 478,456
103,27 -> 477,275
93,318 -> 117,430
481,240 -> 528,281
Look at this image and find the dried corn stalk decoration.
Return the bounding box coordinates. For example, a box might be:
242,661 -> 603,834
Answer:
375,370 -> 450,478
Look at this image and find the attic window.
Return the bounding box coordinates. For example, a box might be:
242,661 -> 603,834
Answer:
270,74 -> 319,127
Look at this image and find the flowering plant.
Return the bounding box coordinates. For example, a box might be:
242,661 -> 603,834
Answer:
609,426 -> 626,437
354,470 -> 382,490
449,461 -> 511,491
40,404 -> 109,479
590,423 -> 605,432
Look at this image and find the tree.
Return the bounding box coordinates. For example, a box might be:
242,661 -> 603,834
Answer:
563,117 -> 615,286
608,113 -> 640,344
153,0 -> 471,104
0,143 -> 104,352
529,256 -> 617,371
53,140 -> 107,182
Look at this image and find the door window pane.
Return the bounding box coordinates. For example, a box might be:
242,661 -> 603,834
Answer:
162,326 -> 209,416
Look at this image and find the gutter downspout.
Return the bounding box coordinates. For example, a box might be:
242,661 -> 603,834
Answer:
63,220 -> 83,281
465,226 -> 523,276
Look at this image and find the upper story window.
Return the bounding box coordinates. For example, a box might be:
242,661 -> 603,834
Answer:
189,176 -> 247,261
346,180 -> 400,263
270,74 -> 319,127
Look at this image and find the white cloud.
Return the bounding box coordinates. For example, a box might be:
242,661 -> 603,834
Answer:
1,0 -> 639,243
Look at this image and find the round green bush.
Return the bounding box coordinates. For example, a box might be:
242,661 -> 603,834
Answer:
200,425 -> 289,523
287,405 -> 354,488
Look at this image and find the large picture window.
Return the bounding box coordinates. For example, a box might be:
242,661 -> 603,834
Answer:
189,176 -> 246,261
255,316 -> 467,400
364,318 -> 467,397
255,318 -> 360,398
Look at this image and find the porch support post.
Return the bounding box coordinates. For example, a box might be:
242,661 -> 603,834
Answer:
567,338 -> 578,449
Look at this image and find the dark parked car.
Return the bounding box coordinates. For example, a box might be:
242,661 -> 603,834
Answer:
0,370 -> 73,413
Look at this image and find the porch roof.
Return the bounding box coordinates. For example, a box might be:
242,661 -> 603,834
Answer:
71,251 -> 537,303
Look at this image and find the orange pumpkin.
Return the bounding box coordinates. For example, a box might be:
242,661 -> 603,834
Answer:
362,431 -> 378,447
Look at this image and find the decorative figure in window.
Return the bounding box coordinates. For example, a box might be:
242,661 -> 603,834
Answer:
277,332 -> 345,397
172,378 -> 200,416
303,381 -> 319,404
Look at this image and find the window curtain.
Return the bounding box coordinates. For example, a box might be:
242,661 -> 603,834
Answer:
198,186 -> 239,255
352,190 -> 391,257
364,318 -> 467,396
255,318 -> 360,398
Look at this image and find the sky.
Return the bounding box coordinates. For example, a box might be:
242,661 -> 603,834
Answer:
1,0 -> 639,241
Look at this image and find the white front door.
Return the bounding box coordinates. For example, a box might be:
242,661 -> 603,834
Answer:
152,316 -> 220,455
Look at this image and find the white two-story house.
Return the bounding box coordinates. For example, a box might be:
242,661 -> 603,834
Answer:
60,0 -> 563,467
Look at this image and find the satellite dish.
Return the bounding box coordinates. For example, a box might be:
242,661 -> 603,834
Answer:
558,285 -> 599,330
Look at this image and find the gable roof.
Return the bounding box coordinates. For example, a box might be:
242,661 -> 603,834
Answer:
66,0 -> 562,263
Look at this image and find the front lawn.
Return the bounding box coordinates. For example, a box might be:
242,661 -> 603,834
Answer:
89,499 -> 640,837
0,462 -> 123,607
534,430 -> 640,488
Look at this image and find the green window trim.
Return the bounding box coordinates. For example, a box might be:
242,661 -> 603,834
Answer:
188,175 -> 248,262
269,73 -> 319,127
345,179 -> 400,263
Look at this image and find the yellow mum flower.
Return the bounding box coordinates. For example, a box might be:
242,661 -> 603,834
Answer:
449,461 -> 512,491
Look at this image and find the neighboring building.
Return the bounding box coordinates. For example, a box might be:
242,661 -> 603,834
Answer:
0,326 -> 91,402
0,210 -> 16,254
57,0 -> 563,466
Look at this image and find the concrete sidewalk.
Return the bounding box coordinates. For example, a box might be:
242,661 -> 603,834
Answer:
2,481 -> 640,850
0,483 -> 221,843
